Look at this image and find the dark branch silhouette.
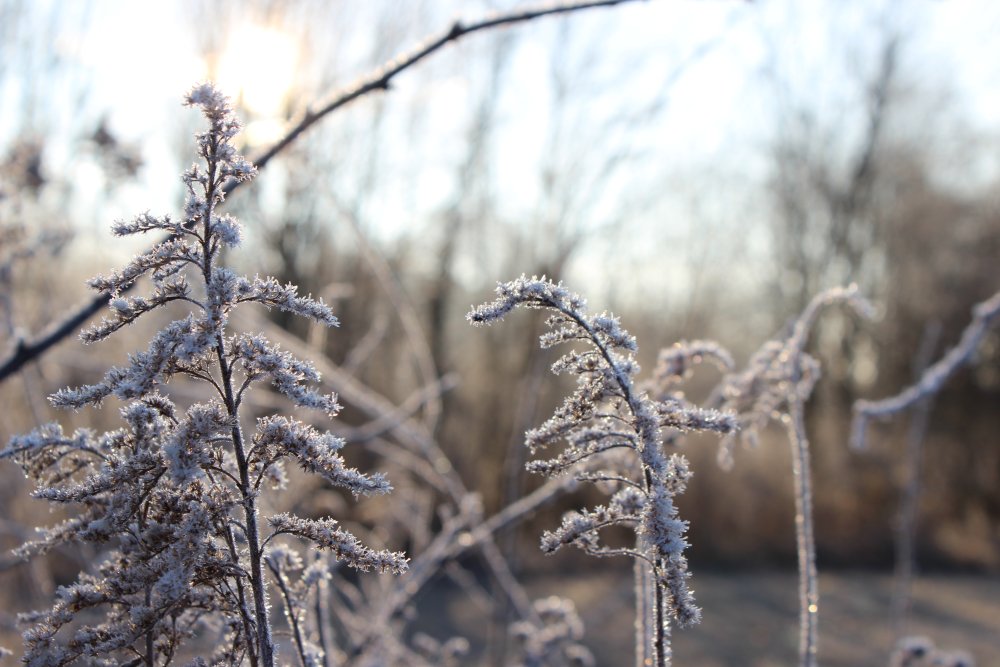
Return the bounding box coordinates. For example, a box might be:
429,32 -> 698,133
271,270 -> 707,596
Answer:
229,0 -> 639,192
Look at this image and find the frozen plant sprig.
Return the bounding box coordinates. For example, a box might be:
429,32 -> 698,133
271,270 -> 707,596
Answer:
508,596 -> 594,667
262,546 -> 335,667
851,289 -> 1000,450
888,636 -> 975,667
469,275 -> 736,667
651,340 -> 735,391
410,633 -> 469,667
701,285 -> 875,466
849,292 -> 997,663
1,83 -> 406,667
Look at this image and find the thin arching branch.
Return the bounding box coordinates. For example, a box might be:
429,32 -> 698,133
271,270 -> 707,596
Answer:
0,0 -> 642,386
223,0 -> 641,195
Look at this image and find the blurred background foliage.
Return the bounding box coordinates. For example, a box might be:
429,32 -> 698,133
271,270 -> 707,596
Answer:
0,0 -> 998,655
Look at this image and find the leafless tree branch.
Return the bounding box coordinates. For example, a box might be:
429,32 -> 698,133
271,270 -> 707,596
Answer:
226,0 -> 641,194
0,0 -> 642,386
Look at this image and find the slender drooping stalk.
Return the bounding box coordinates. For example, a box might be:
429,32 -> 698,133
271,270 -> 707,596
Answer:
710,286 -> 874,667
470,276 -> 738,667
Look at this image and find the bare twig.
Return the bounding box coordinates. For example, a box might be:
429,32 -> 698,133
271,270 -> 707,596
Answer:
338,374 -> 459,445
333,200 -> 444,432
0,287 -> 109,383
265,559 -> 310,667
349,475 -> 574,658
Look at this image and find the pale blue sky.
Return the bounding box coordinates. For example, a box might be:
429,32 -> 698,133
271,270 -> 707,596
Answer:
3,0 -> 1000,313
9,1 -> 1000,198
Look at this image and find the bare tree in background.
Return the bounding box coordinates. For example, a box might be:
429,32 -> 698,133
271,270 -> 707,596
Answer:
763,22 -> 898,316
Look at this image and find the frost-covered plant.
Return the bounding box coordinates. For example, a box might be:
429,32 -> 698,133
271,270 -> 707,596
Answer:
508,596 -> 593,667
0,83 -> 406,667
409,633 -> 470,667
889,636 -> 975,667
851,291 -> 999,653
852,289 -> 1000,449
700,285 -> 874,667
469,275 -> 737,667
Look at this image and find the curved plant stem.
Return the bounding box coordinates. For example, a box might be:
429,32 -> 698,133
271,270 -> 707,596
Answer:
787,400 -> 818,667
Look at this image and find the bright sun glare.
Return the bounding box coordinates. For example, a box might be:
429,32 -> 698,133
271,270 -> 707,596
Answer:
216,24 -> 298,143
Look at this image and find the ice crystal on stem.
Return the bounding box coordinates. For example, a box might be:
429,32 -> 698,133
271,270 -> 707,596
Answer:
470,275 -> 736,667
1,83 -> 405,667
